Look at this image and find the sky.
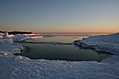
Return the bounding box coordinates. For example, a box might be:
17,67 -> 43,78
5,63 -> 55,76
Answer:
0,0 -> 119,33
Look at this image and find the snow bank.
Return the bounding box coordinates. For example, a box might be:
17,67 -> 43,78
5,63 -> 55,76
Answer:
25,34 -> 43,39
11,34 -> 43,41
0,38 -> 13,43
74,33 -> 119,54
0,33 -> 14,43
0,33 -> 23,53
2,32 -> 14,38
0,43 -> 23,54
0,33 -> 43,41
11,34 -> 29,41
0,33 -> 28,41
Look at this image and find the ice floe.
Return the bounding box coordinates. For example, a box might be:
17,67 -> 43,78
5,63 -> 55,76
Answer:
51,41 -> 61,44
0,32 -> 43,41
11,34 -> 29,41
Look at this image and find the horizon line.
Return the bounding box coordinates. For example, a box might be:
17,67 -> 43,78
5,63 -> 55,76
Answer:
34,31 -> 114,34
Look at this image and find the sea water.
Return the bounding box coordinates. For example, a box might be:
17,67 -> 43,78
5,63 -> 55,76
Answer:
19,33 -> 112,62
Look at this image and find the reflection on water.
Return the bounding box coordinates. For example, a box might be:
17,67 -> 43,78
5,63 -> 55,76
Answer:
25,36 -> 89,43
19,36 -> 112,62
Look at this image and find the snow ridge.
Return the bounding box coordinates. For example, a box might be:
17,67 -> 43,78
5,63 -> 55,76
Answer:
74,33 -> 119,54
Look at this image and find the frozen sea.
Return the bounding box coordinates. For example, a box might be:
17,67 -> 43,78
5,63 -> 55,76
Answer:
17,33 -> 112,62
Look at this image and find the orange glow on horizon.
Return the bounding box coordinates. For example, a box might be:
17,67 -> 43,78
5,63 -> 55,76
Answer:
33,30 -> 115,34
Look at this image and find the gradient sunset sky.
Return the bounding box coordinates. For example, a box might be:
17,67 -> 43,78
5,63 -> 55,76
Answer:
0,0 -> 119,33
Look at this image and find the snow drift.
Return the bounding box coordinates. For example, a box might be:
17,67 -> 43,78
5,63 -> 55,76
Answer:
74,33 -> 119,54
0,38 -> 13,43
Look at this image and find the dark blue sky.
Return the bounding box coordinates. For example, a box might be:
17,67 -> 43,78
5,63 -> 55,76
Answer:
0,0 -> 119,33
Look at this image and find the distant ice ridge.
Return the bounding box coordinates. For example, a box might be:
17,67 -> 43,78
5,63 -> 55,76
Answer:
74,33 -> 119,54
11,34 -> 43,41
25,34 -> 43,39
0,32 -> 43,41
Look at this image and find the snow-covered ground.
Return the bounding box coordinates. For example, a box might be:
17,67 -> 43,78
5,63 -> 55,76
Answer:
0,38 -> 13,43
0,33 -> 119,79
74,33 -> 119,54
0,43 -> 23,54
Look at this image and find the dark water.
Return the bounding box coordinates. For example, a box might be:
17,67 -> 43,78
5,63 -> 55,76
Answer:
19,35 -> 112,62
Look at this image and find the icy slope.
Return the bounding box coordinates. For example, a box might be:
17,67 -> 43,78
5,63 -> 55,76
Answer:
0,43 -> 23,54
74,33 -> 119,54
0,37 -> 23,54
0,38 -> 13,43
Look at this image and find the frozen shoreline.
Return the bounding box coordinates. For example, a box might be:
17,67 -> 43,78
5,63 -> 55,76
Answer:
74,33 -> 119,55
0,33 -> 119,79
